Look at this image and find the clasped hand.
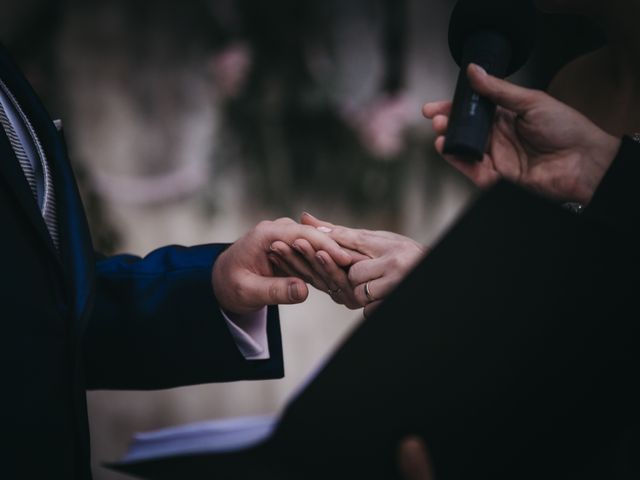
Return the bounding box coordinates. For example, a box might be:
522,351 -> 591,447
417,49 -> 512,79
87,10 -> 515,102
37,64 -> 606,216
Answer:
268,213 -> 426,317
212,215 -> 425,317
214,64 -> 622,318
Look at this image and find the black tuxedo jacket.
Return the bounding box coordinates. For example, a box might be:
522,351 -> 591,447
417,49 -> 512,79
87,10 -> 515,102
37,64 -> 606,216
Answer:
0,45 -> 284,479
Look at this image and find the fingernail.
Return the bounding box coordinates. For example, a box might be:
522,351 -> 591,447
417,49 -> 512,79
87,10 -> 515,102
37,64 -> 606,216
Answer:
302,211 -> 314,218
316,254 -> 326,266
469,63 -> 487,76
270,243 -> 278,252
317,226 -> 332,233
291,242 -> 303,253
289,282 -> 300,301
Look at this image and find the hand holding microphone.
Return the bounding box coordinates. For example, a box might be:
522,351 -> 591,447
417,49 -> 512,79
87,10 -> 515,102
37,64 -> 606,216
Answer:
443,0 -> 537,159
424,64 -> 620,205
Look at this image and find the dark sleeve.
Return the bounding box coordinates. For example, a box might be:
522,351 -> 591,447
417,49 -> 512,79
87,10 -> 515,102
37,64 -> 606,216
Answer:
84,244 -> 284,390
584,136 -> 640,235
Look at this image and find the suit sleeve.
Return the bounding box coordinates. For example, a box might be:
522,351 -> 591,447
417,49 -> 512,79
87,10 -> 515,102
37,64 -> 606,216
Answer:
585,136 -> 640,235
83,243 -> 284,390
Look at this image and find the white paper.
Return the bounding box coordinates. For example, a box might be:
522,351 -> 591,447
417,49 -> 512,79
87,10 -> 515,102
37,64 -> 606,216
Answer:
119,415 -> 277,464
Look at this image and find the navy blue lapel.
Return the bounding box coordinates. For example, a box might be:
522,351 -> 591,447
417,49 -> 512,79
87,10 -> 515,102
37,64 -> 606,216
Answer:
50,127 -> 96,334
0,45 -> 95,334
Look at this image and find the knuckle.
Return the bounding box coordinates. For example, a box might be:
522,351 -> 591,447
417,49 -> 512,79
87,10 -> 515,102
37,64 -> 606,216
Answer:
347,265 -> 360,286
255,220 -> 272,233
268,282 -> 281,303
234,279 -> 251,305
333,226 -> 347,238
526,89 -> 545,105
276,216 -> 294,224
397,253 -> 412,271
355,232 -> 371,251
257,219 -> 272,229
336,227 -> 364,251
389,254 -> 403,271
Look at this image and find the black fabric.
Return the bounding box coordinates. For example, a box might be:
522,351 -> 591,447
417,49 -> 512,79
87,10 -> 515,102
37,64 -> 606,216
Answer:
113,181 -> 638,479
274,181 -> 639,479
585,135 -> 640,236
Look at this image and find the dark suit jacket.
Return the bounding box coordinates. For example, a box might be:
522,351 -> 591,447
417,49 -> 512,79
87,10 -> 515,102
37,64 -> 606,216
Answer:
0,45 -> 284,479
584,136 -> 640,235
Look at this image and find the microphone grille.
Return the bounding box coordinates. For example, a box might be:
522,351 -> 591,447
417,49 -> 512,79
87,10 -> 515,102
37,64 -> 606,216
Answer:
448,0 -> 538,75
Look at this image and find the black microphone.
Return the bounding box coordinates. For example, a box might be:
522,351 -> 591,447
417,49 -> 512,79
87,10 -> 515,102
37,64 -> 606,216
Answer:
443,0 -> 537,159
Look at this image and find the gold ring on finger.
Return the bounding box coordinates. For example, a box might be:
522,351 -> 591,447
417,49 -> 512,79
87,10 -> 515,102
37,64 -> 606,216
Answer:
364,281 -> 375,304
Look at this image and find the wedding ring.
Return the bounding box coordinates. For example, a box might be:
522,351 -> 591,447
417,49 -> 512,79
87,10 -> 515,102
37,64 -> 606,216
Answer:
364,281 -> 375,303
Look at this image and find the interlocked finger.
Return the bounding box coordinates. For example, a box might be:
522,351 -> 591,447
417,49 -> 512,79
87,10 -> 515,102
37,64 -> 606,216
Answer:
270,241 -> 329,292
315,251 -> 361,309
261,222 -> 352,267
290,238 -> 334,290
267,253 -> 302,282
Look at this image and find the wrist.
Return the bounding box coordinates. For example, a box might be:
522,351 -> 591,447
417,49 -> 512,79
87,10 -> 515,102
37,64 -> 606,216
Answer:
212,248 -> 235,314
575,131 -> 621,205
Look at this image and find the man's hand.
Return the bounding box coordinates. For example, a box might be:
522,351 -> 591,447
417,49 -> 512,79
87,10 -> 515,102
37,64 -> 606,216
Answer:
423,64 -> 621,205
212,218 -> 352,315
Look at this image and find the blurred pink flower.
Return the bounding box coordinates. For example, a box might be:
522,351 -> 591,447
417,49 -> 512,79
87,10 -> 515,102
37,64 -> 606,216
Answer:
210,42 -> 253,99
348,94 -> 414,159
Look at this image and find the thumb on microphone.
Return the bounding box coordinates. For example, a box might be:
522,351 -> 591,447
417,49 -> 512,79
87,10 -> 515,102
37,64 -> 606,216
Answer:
467,63 -> 541,115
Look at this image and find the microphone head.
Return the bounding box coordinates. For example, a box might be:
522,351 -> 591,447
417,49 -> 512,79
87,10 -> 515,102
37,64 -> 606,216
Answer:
448,0 -> 538,76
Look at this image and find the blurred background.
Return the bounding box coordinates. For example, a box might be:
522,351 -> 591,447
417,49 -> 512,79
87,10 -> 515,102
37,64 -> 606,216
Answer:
0,1 -> 603,478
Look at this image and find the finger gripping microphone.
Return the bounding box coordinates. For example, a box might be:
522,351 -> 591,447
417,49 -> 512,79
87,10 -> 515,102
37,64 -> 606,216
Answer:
443,0 -> 537,159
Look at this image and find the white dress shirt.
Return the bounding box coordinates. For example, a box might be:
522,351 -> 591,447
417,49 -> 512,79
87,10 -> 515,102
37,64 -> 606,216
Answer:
222,308 -> 270,360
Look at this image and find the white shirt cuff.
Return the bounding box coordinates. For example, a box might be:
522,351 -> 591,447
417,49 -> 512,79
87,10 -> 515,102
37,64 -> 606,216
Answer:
220,307 -> 270,360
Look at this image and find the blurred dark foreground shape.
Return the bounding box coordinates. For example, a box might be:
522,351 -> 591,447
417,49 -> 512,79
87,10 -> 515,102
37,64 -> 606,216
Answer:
110,181 -> 639,479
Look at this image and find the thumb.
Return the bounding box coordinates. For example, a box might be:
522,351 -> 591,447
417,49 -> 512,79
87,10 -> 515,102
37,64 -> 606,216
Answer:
467,63 -> 540,115
244,273 -> 309,308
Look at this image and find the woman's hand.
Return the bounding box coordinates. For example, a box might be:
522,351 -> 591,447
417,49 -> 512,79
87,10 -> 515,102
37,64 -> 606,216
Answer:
423,64 -> 621,205
267,235 -> 365,310
299,213 -> 426,317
